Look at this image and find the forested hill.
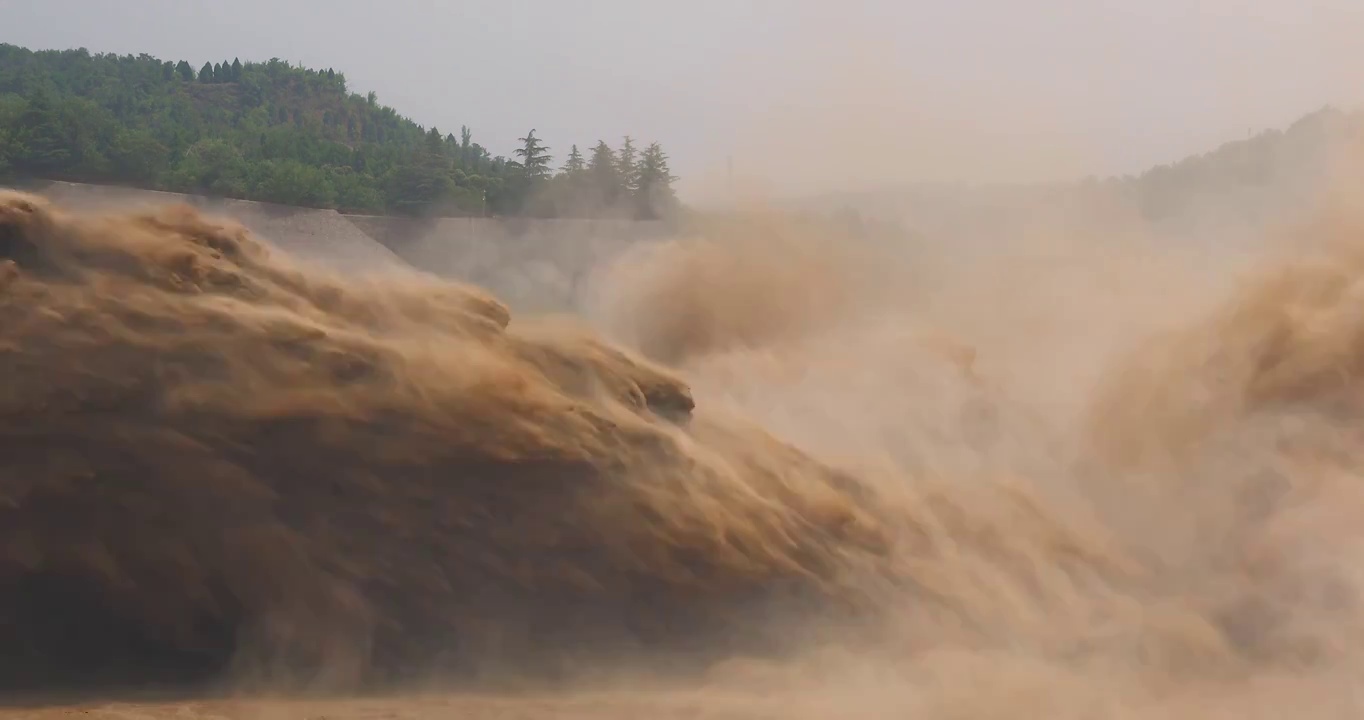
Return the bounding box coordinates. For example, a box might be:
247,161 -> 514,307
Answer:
812,105 -> 1364,239
0,44 -> 679,219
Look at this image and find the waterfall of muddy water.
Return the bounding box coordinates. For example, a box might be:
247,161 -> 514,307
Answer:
6,180 -> 1364,720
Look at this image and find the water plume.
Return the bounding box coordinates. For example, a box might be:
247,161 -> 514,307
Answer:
0,191 -> 890,693
11,179 -> 1364,718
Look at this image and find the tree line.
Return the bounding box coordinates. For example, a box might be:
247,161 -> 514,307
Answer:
0,44 -> 679,218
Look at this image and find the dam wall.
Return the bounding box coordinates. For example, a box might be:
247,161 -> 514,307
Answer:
28,181 -> 674,311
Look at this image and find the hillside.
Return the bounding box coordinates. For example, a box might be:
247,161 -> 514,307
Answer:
812,106 -> 1364,241
1112,106 -> 1362,223
0,44 -> 679,219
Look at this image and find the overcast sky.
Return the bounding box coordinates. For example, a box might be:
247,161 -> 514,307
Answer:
6,0 -> 1364,200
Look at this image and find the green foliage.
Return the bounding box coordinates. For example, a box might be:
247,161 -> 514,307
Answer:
634,142 -> 678,219
562,144 -> 585,176
514,128 -> 552,181
0,43 -> 680,218
616,135 -> 638,195
0,128 -> 11,177
108,128 -> 170,183
585,141 -> 623,210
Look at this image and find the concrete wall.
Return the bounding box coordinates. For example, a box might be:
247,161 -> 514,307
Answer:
32,181 -> 409,276
26,182 -> 673,311
346,214 -> 672,311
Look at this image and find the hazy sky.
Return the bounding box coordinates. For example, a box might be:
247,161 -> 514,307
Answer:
6,0 -> 1364,199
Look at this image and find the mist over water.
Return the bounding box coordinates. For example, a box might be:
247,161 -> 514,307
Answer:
564,135 -> 1364,716
10,101 -> 1364,720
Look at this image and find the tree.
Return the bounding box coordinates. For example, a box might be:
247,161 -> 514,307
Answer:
387,160 -> 454,215
633,142 -> 678,219
9,90 -> 71,174
561,144 -> 585,175
617,135 -> 639,193
587,140 -> 622,208
0,130 -> 11,178
424,127 -> 445,161
0,43 -> 681,218
108,128 -> 170,183
255,159 -> 336,208
172,138 -> 246,195
329,166 -> 384,212
384,126 -> 455,215
514,128 -> 551,180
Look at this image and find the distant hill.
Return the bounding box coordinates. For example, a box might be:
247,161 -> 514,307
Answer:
0,44 -> 679,219
1111,106 -> 1361,226
811,106 -> 1364,241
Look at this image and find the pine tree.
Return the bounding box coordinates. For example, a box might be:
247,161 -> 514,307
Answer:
426,127 -> 444,158
587,140 -> 622,205
634,142 -> 678,219
390,127 -> 455,215
616,135 -> 639,193
561,144 -> 585,175
11,89 -> 71,173
514,129 -> 552,180
0,43 -> 683,218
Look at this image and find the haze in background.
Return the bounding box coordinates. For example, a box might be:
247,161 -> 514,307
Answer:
16,2 -> 1364,718
6,0 -> 1364,200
